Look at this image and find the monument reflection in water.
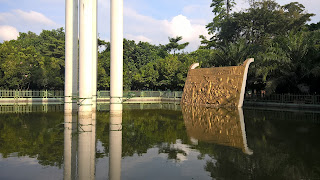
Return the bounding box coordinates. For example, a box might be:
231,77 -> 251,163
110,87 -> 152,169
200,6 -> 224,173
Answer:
63,104 -> 122,180
182,105 -> 253,155
63,111 -> 96,180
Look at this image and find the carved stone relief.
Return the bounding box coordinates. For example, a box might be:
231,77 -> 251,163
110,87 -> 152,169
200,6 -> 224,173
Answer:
181,58 -> 254,107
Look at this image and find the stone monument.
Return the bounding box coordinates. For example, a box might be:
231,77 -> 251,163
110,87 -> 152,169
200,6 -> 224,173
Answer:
181,58 -> 254,107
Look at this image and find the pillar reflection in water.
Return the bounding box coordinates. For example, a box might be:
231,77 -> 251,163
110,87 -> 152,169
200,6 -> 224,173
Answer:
90,111 -> 97,178
64,111 -> 96,180
109,104 -> 123,180
182,105 -> 253,155
64,112 -> 77,180
78,111 -> 96,180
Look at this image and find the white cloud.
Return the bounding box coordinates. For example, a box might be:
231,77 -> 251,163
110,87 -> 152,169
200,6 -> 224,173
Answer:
123,7 -> 171,45
190,18 -> 208,25
124,7 -> 170,36
168,15 -> 209,51
13,9 -> 57,27
0,12 -> 15,23
0,25 -> 19,41
0,9 -> 59,37
122,8 -> 209,51
170,15 -> 193,39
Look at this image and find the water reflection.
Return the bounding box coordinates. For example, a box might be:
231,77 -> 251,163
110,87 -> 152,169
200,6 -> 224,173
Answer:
182,105 -> 253,155
63,111 -> 96,180
109,104 -> 123,180
64,113 -> 77,180
0,104 -> 319,179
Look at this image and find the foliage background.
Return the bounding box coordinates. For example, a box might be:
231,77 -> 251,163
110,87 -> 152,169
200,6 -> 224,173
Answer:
0,0 -> 319,94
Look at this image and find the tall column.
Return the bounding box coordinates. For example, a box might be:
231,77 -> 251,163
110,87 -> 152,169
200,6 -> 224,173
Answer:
110,0 -> 123,108
92,0 -> 98,111
79,0 -> 93,112
65,0 -> 78,112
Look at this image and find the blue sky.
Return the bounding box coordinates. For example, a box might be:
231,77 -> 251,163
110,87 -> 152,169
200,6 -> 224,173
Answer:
0,0 -> 319,51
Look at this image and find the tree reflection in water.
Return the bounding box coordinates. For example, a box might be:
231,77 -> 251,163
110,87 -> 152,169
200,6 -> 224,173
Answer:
0,104 -> 320,179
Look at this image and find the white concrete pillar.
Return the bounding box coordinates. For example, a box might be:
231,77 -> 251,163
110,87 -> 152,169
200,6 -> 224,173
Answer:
65,0 -> 78,112
79,0 -> 93,112
109,104 -> 122,180
110,0 -> 123,107
92,0 -> 98,111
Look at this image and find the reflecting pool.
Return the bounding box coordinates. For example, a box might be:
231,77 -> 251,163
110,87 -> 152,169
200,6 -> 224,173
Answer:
0,104 -> 319,179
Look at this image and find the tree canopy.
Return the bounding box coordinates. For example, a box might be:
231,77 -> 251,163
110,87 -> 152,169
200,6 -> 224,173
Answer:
0,0 -> 319,94
201,0 -> 319,94
0,28 -> 65,90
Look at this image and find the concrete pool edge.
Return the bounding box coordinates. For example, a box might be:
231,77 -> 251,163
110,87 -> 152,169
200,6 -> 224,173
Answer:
0,97 -> 181,104
1,97 -> 320,111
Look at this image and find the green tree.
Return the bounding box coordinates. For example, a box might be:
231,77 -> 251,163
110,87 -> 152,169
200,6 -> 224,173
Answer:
203,0 -> 318,94
306,22 -> 320,31
0,28 -> 66,90
97,39 -> 168,90
132,62 -> 159,90
97,45 -> 110,90
206,0 -> 235,34
0,40 -> 43,89
165,36 -> 189,54
256,30 -> 320,93
155,55 -> 182,90
37,28 -> 65,89
205,0 -> 314,48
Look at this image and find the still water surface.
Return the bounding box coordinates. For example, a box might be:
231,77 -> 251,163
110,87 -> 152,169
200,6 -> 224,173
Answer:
0,104 -> 319,180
